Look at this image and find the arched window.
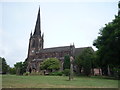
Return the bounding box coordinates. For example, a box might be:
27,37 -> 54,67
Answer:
32,39 -> 35,47
39,41 -> 42,48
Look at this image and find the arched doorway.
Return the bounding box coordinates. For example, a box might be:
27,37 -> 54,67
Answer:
29,68 -> 32,73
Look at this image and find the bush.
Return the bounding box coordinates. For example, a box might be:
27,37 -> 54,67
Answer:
40,58 -> 60,71
23,72 -> 30,76
63,69 -> 70,76
113,68 -> 120,79
50,71 -> 63,76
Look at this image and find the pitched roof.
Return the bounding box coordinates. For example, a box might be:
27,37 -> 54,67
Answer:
74,47 -> 93,56
39,46 -> 71,53
38,46 -> 94,56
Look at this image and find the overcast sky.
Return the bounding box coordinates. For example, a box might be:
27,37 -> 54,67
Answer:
0,1 -> 118,67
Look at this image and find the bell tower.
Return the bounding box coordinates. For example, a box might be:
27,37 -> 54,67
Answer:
27,7 -> 44,58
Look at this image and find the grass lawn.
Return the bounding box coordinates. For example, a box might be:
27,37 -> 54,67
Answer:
2,75 -> 119,88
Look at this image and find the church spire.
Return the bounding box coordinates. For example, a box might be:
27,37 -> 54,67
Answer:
33,7 -> 41,36
30,30 -> 32,36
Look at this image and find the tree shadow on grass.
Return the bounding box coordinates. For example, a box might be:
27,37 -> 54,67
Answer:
91,76 -> 119,80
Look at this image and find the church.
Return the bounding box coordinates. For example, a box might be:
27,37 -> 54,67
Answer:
25,8 -> 93,73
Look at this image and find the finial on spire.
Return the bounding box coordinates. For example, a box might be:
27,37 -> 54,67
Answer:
42,33 -> 44,37
38,6 -> 40,14
30,30 -> 32,37
70,43 -> 72,48
42,33 -> 44,40
73,42 -> 74,46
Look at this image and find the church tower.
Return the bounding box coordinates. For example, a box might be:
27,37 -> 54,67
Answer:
27,7 -> 44,59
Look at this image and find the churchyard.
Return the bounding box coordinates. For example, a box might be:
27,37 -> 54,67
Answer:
1,2 -> 120,90
2,75 -> 119,88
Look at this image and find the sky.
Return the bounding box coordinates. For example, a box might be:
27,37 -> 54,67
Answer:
0,1 -> 119,67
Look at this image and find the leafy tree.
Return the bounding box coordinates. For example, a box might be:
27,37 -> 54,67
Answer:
9,67 -> 16,74
22,61 -> 28,74
63,55 -> 70,70
14,61 -> 27,75
0,57 -> 9,74
40,58 -> 60,72
75,55 -> 82,75
14,62 -> 23,75
82,48 -> 94,76
93,2 -> 120,76
75,48 -> 94,76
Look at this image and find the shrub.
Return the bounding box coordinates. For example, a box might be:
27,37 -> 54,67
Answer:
63,69 -> 70,76
113,68 -> 120,79
23,72 -> 30,76
50,71 -> 63,76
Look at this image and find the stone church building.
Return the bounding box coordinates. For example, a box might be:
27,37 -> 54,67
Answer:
25,8 -> 93,73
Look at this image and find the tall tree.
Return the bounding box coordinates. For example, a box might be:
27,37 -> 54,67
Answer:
75,55 -> 82,75
63,55 -> 70,70
14,61 -> 27,75
14,62 -> 23,75
9,67 -> 16,74
81,48 -> 94,76
75,48 -> 94,76
93,2 -> 120,76
0,57 -> 9,74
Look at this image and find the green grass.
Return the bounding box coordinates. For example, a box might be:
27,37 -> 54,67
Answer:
2,75 -> 119,88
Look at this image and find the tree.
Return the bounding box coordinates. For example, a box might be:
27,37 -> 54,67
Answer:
14,62 -> 23,75
0,57 -> 9,74
40,58 -> 60,72
63,55 -> 70,70
75,56 -> 82,75
22,61 -> 28,74
9,67 -> 16,74
14,61 -> 27,75
93,2 -> 120,76
75,48 -> 94,76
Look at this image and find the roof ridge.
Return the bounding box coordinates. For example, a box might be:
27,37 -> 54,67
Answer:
43,46 -> 70,50
75,46 -> 92,49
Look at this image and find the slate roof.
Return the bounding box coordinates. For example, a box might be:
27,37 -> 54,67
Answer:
39,46 -> 71,53
74,47 -> 93,56
38,46 -> 94,57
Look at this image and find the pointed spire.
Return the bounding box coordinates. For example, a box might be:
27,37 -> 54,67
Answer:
73,42 -> 75,46
41,33 -> 44,41
30,30 -> 32,37
33,7 -> 41,36
42,33 -> 44,38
